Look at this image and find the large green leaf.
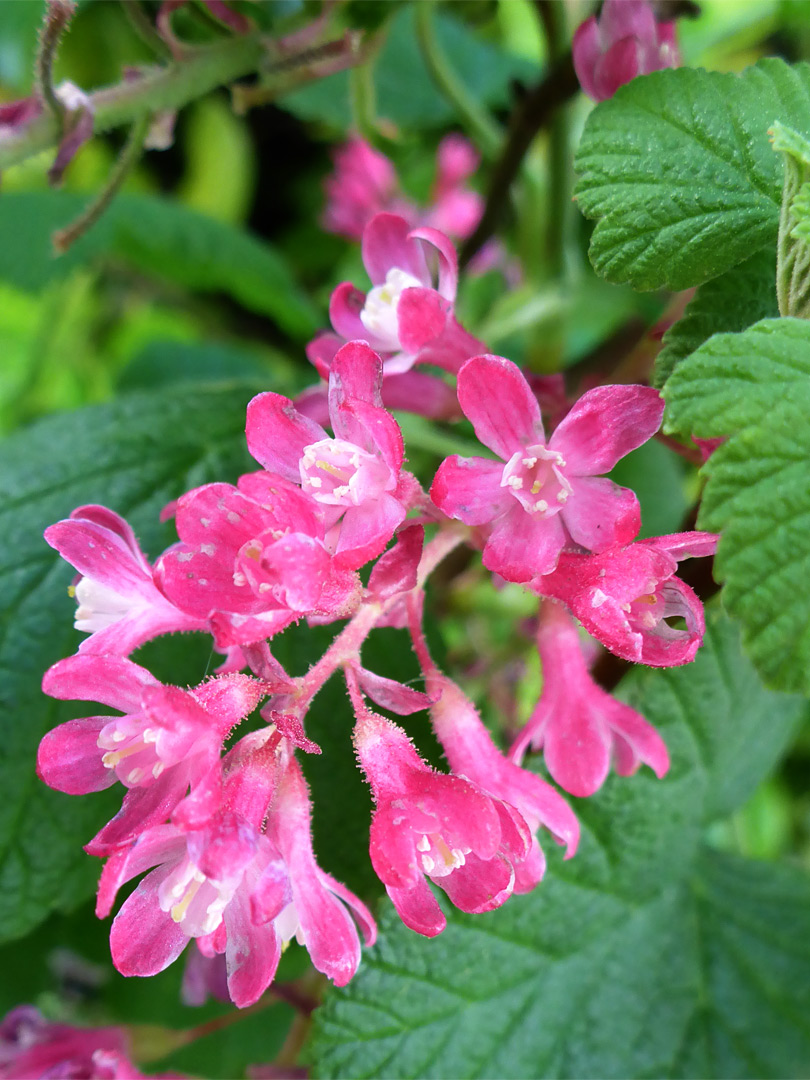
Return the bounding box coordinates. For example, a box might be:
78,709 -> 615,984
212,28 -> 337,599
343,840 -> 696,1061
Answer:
307,616 -> 807,1079
654,249 -> 778,389
574,59 -> 810,291
0,382 -> 259,943
0,192 -> 320,339
664,319 -> 810,692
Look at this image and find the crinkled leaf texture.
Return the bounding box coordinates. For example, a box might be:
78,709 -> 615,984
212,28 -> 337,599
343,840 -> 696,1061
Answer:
574,59 -> 810,291
654,249 -> 778,388
0,382 -> 257,944
665,317 -> 810,693
307,615 -> 807,1079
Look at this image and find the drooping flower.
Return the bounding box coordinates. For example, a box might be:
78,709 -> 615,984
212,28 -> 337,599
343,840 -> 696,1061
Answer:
351,699 -> 529,937
573,0 -> 679,102
245,341 -> 415,570
431,355 -> 665,582
425,669 -> 579,889
510,601 -> 669,797
45,504 -> 208,657
0,1005 -> 147,1080
97,735 -> 374,1007
39,655 -> 265,852
534,532 -> 718,667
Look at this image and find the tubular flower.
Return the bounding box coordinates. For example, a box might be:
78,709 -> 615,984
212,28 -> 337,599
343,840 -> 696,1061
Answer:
44,504 -> 208,657
534,532 -> 719,667
0,1006 -> 149,1080
425,670 -> 579,891
39,655 -> 266,852
431,355 -> 665,582
97,735 -> 374,1007
352,705 -> 530,938
573,0 -> 679,102
245,341 -> 415,570
510,602 -> 669,797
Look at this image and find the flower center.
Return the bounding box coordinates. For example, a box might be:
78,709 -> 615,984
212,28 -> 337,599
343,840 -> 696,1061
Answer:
72,576 -> 136,633
300,438 -> 392,507
97,721 -> 162,786
416,832 -> 470,879
159,856 -> 236,937
500,443 -> 572,519
360,266 -> 422,350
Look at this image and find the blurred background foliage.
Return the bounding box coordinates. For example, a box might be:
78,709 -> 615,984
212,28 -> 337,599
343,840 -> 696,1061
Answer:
2,1 -> 810,1075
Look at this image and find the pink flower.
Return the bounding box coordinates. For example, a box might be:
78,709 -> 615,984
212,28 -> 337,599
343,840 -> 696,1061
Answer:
322,213 -> 484,377
322,134 -> 483,245
510,602 -> 669,796
431,356 -> 665,582
425,670 -> 579,890
97,736 -> 374,1006
245,341 -> 413,570
573,0 -> 679,102
322,138 -> 403,241
44,504 -> 207,657
535,532 -> 718,667
156,474 -> 360,648
0,1006 -> 146,1080
352,704 -> 528,937
40,656 -> 265,852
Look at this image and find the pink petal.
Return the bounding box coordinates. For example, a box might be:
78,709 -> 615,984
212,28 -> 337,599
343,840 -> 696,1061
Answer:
362,213 -> 430,286
295,880 -> 363,987
44,519 -> 153,598
354,666 -> 432,715
315,868 -> 377,946
430,455 -> 508,526
86,768 -> 191,856
549,385 -> 664,475
644,531 -> 719,561
396,287 -> 448,353
96,824 -> 185,917
543,703 -> 612,799
367,523 -> 424,600
387,878 -> 446,937
70,504 -> 152,574
595,36 -> 644,98
329,283 -> 374,343
331,398 -> 404,473
607,700 -> 670,778
572,16 -> 602,99
484,504 -> 566,582
42,654 -> 158,712
334,494 -> 406,571
305,331 -> 341,381
457,355 -> 544,459
37,717 -> 116,795
224,892 -> 282,1008
440,852 -> 514,914
369,806 -> 421,888
245,393 -> 326,479
562,476 -> 641,553
408,225 -> 459,301
328,341 -> 384,412
110,867 -> 189,976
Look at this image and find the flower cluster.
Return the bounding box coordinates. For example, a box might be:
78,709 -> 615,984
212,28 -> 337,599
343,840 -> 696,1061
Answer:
39,126 -> 715,1009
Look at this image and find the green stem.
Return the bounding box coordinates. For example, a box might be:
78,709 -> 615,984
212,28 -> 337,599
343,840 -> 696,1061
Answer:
349,56 -> 378,143
52,111 -> 152,253
36,0 -> 76,124
414,0 -> 502,159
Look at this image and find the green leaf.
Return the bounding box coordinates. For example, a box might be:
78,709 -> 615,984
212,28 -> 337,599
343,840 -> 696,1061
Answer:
655,249 -> 778,389
0,192 -> 320,340
574,59 -> 810,291
308,616 -> 807,1079
771,120 -> 810,317
665,318 -> 810,692
0,382 -> 258,944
